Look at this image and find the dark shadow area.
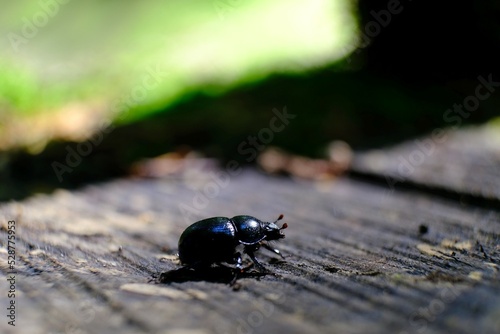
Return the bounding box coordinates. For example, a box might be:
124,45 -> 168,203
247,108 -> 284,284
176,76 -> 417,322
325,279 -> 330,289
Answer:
2,0 -> 500,201
349,170 -> 500,211
157,266 -> 268,285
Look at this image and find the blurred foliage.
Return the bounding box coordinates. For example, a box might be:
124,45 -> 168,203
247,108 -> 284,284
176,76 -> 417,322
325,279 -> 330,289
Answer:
0,0 -> 355,145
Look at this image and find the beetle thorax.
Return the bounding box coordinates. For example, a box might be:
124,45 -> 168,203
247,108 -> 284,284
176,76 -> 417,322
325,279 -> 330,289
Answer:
231,216 -> 267,245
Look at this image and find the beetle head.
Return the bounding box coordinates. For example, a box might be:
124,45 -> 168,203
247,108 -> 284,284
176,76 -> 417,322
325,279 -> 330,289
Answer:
264,214 -> 287,241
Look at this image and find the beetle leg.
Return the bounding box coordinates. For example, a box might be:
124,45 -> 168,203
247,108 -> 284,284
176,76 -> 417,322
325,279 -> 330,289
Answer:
244,245 -> 266,272
230,273 -> 239,286
261,242 -> 285,259
227,252 -> 247,286
233,252 -> 243,271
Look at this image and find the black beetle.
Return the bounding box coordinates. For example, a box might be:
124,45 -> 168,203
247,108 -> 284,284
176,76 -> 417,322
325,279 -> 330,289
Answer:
178,214 -> 288,272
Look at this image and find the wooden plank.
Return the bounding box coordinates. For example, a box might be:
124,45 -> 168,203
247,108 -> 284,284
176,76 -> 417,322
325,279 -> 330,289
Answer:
352,124 -> 500,203
0,167 -> 499,333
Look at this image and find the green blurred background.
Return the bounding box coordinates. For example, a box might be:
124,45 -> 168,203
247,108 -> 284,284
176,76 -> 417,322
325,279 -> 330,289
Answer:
1,0 -> 499,201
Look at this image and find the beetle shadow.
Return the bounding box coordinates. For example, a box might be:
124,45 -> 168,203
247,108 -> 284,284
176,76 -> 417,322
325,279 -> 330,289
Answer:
157,266 -> 268,285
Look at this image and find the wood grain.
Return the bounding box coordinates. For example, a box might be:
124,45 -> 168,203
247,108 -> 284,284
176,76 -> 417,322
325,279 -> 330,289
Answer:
352,125 -> 500,203
1,127 -> 499,334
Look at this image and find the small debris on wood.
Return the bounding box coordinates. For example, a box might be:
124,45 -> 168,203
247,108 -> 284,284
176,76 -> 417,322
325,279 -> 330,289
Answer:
440,239 -> 472,251
468,271 -> 483,281
120,283 -> 193,299
418,224 -> 428,235
357,270 -> 382,277
257,141 -> 352,180
323,266 -> 339,273
426,270 -> 465,283
476,241 -> 490,260
156,254 -> 180,263
130,146 -> 218,178
417,243 -> 455,259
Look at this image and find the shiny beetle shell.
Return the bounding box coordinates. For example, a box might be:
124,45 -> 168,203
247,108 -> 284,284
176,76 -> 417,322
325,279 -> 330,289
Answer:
178,214 -> 287,271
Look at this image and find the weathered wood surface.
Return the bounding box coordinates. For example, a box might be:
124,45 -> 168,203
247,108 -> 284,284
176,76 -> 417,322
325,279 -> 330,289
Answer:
352,125 -> 500,203
1,127 -> 500,334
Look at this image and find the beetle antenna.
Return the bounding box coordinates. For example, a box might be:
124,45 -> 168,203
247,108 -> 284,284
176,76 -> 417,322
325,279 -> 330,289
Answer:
274,214 -> 287,230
